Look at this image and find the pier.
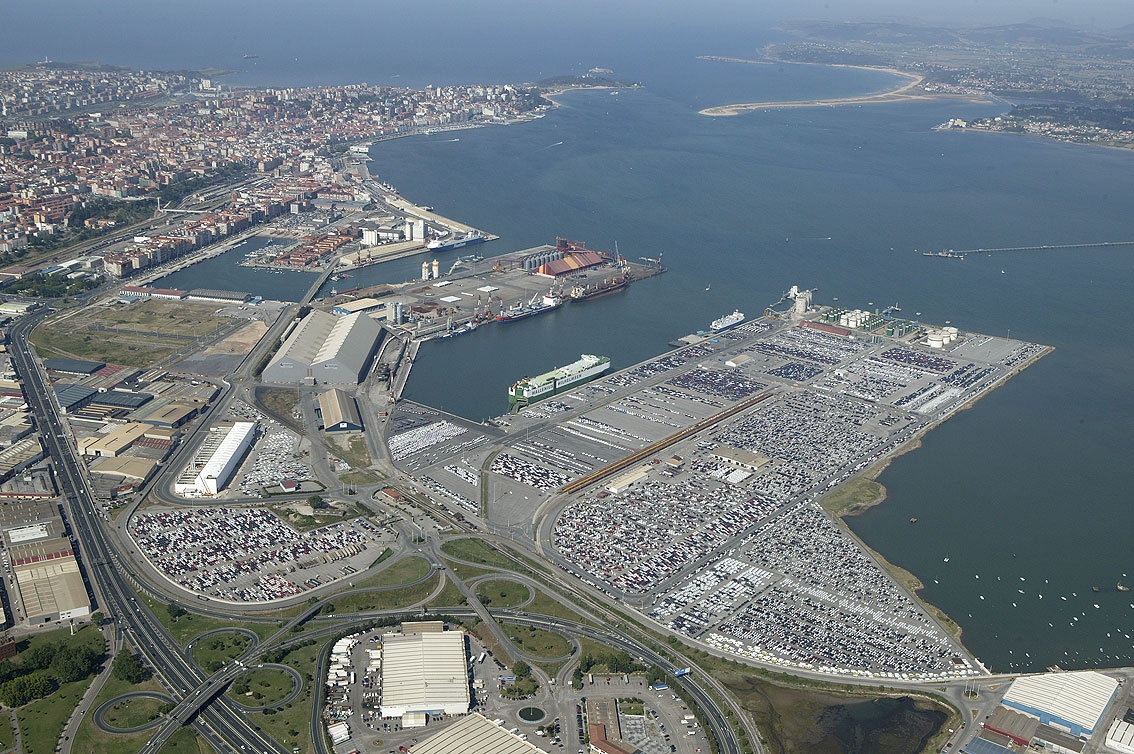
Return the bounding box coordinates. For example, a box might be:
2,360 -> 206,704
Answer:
923,239 -> 1134,259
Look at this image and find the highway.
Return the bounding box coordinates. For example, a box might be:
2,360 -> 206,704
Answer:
10,311 -> 288,754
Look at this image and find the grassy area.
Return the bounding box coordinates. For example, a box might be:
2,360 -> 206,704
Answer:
135,589 -> 279,647
329,434 -> 371,469
229,667 -> 298,707
500,625 -> 572,659
352,555 -> 432,589
440,538 -> 514,569
426,577 -> 468,608
17,678 -> 95,754
819,476 -> 886,516
102,697 -> 170,729
442,557 -> 495,582
159,727 -> 216,754
258,387 -> 299,421
191,630 -> 253,673
0,710 -> 14,752
71,674 -> 166,754
249,642 -> 320,754
271,503 -> 359,533
524,589 -> 592,624
618,698 -> 645,716
475,578 -> 531,608
339,469 -> 380,486
322,572 -> 440,615
685,649 -> 957,754
15,623 -> 105,660
30,299 -> 235,367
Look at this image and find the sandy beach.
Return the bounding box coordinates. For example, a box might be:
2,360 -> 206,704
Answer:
697,55 -> 932,116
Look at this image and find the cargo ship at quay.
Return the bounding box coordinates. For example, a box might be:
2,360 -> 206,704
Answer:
508,354 -> 611,408
496,291 -> 564,322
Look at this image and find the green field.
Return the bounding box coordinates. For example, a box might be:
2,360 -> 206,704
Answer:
475,579 -> 531,608
819,476 -> 886,516
136,590 -> 279,647
31,299 -> 236,367
440,538 -> 514,569
159,726 -> 216,754
72,675 -> 166,754
249,642 -> 319,754
524,589 -> 591,624
426,577 -> 468,608
501,625 -> 572,659
442,557 -> 495,582
18,678 -> 96,754
322,572 -> 440,615
102,696 -> 170,729
191,631 -> 253,673
229,667 -> 298,707
0,710 -> 14,752
352,555 -> 431,589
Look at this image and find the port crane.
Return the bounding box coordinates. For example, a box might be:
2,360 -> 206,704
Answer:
638,252 -> 664,268
881,303 -> 902,321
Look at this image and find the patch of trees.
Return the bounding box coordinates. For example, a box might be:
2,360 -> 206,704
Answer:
0,640 -> 104,707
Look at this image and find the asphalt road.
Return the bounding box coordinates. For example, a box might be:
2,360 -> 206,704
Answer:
11,311 -> 287,754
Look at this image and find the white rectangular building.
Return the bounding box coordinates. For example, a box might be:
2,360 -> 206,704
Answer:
173,422 -> 256,496
1000,671 -> 1119,738
380,627 -> 469,722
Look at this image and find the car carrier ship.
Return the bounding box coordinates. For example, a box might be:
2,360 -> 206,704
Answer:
508,354 -> 611,409
710,310 -> 745,332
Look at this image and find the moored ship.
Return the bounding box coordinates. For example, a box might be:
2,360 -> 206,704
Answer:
496,291 -> 563,322
570,273 -> 630,301
428,233 -> 486,252
710,310 -> 745,332
509,354 -> 611,408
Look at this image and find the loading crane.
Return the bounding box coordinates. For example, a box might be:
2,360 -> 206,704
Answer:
638,252 -> 664,268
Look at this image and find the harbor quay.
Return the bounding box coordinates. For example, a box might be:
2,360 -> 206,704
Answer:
322,242 -> 663,341
384,292 -> 1050,681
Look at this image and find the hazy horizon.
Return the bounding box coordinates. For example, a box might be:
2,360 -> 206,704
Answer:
3,0 -> 1134,75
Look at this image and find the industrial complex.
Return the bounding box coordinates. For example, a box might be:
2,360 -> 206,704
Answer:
263,309 -> 383,385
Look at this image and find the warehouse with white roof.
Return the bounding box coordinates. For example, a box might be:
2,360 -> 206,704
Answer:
1000,670 -> 1119,737
173,422 -> 256,496
410,712 -> 547,754
379,622 -> 469,725
263,310 -> 382,385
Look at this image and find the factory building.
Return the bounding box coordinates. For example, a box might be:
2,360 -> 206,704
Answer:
8,536 -> 91,625
43,358 -> 105,376
263,310 -> 383,385
1108,714 -> 1134,754
331,298 -> 385,316
1000,671 -> 1119,738
186,289 -> 252,304
606,465 -> 651,495
536,250 -> 607,277
317,389 -> 363,433
173,422 -> 256,496
410,713 -> 546,754
379,622 -> 470,725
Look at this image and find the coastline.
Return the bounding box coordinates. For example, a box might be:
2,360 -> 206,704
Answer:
935,123 -> 1134,152
696,54 -> 969,116
822,343 -> 1055,652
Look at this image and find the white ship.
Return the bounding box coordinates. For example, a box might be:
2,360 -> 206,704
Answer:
710,310 -> 745,332
508,354 -> 610,408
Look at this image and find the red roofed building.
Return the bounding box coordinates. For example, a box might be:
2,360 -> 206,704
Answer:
587,724 -> 634,754
537,250 -> 608,277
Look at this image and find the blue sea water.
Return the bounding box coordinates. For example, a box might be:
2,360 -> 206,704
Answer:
7,9 -> 1133,673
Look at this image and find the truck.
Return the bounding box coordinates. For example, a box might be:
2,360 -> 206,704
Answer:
650,682 -> 669,691
674,667 -> 691,677
477,652 -> 486,663
588,673 -> 594,685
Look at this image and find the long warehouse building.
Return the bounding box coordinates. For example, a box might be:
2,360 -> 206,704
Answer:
263,310 -> 382,385
173,421 -> 257,496
380,622 -> 470,725
1000,671 -> 1120,738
